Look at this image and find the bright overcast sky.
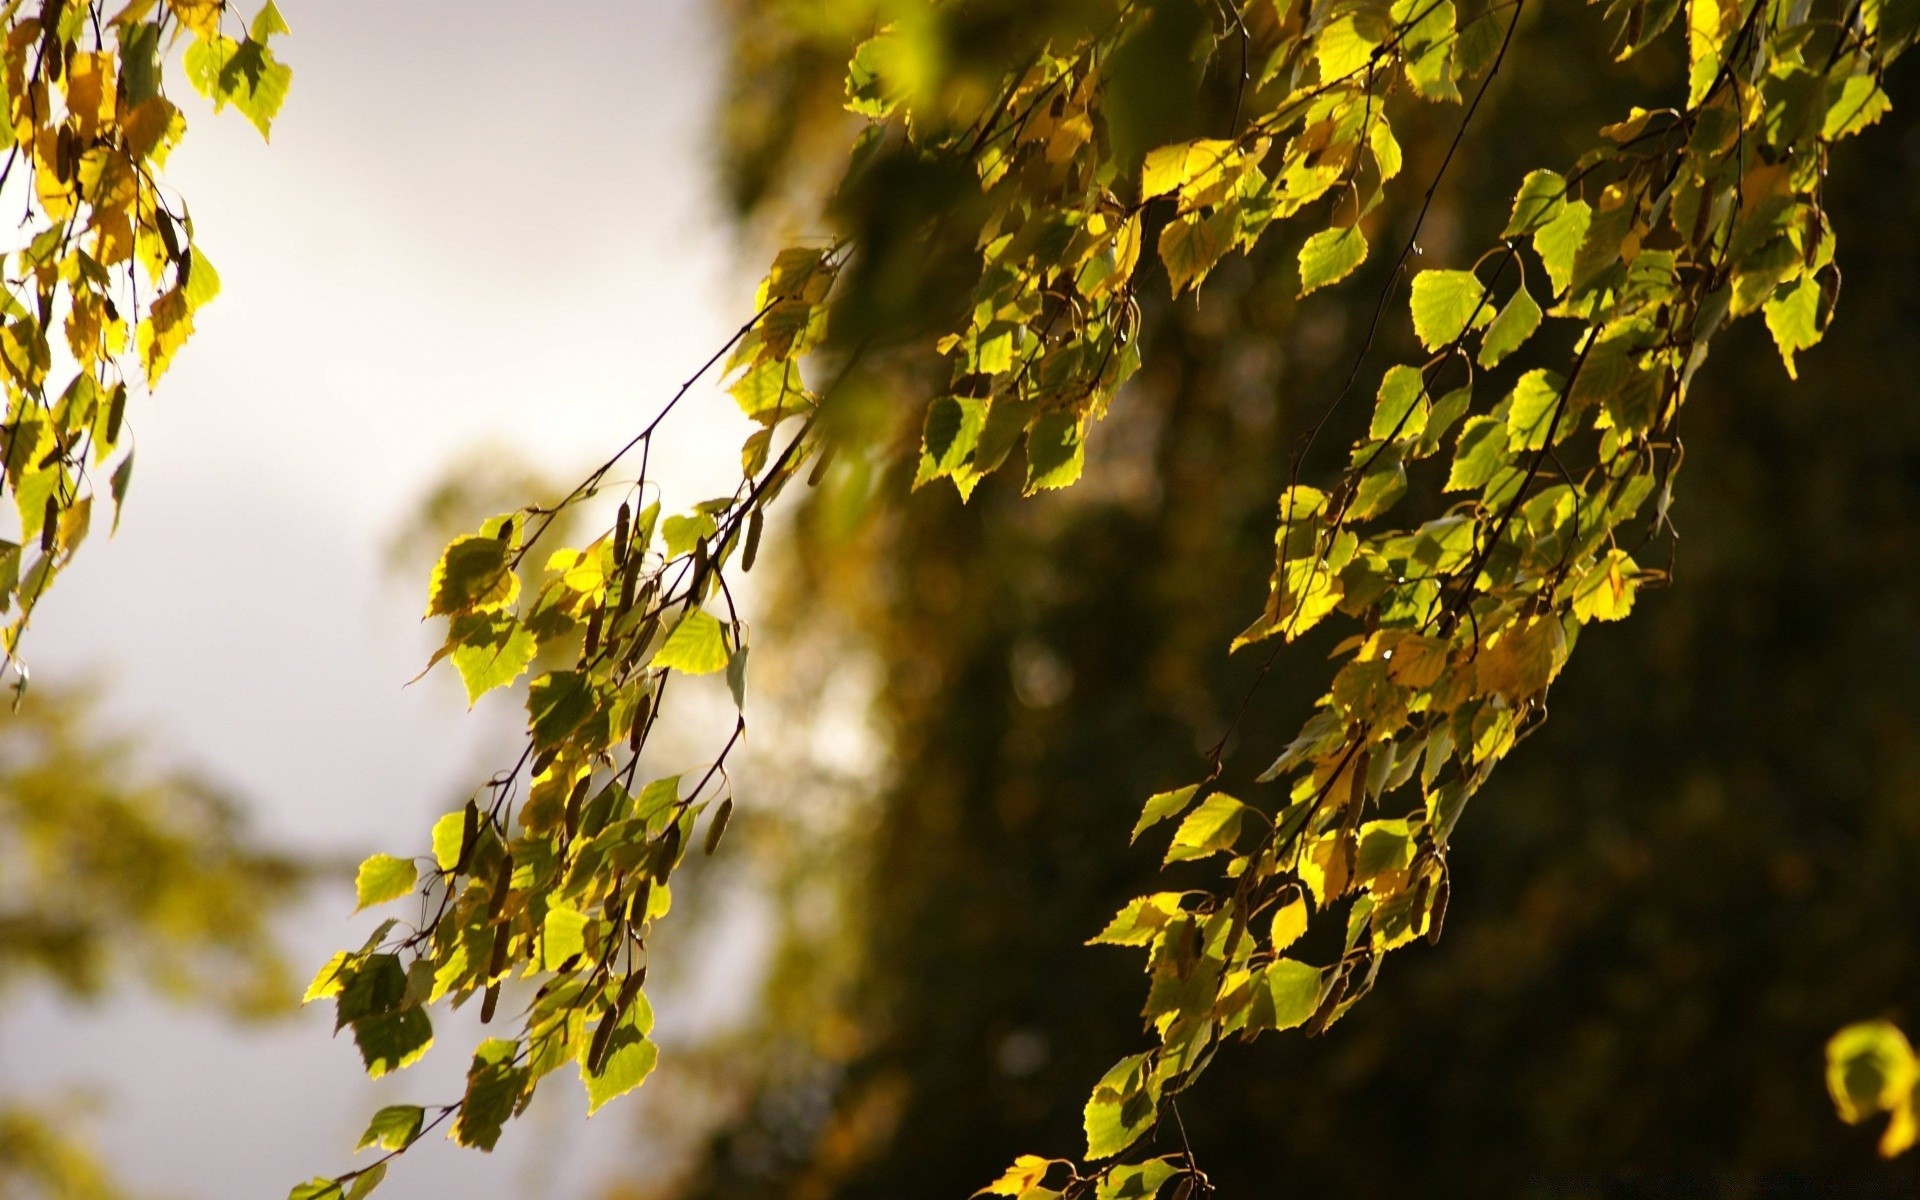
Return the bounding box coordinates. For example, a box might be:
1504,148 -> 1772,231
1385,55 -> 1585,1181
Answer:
3,3 -> 768,1198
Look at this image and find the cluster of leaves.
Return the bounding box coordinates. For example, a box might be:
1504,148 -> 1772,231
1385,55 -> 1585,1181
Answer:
289,244 -> 844,1197
0,0 -> 287,683
297,0 -> 1918,1195
1828,1021 -> 1918,1158
1065,1 -> 1915,1190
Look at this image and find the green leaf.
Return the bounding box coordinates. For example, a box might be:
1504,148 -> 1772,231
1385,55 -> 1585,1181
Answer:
1140,139 -> 1235,201
527,670 -> 597,746
289,1179 -> 343,1200
356,1105 -> 424,1152
1410,269 -> 1493,351
1571,550 -> 1638,623
1095,1158 -> 1180,1200
431,810 -> 465,872
584,1010 -> 659,1115
352,1008 -> 433,1079
662,512 -> 717,559
453,1039 -> 529,1151
1089,893 -> 1187,947
1024,410 -> 1086,493
1130,784 -> 1199,844
1504,170 -> 1568,237
1370,365 -> 1428,441
354,854 -> 417,912
109,454 -> 133,533
1299,225 -> 1368,296
426,534 -> 516,617
1351,448 -> 1407,520
1532,199 -> 1592,296
449,613 -> 537,703
1504,369 -> 1564,451
1158,208 -> 1235,294
726,644 -> 750,710
1393,0 -> 1460,101
1477,284 -> 1542,368
1824,73 -> 1891,140
183,32 -> 292,140
1164,794 -> 1248,864
542,904 -> 588,969
345,1164 -> 387,1200
1265,959 -> 1325,1030
1446,416 -> 1510,491
1084,1053 -> 1157,1159
1763,274 -> 1822,379
656,609 -> 730,675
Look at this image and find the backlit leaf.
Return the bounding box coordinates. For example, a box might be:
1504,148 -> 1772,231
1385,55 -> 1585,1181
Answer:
656,609 -> 730,675
354,854 -> 417,912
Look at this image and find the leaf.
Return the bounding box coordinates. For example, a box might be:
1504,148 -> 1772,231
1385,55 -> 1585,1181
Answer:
1571,550 -> 1638,622
1299,225 -> 1368,296
427,535 -> 516,617
1089,893 -> 1187,947
356,1105 -> 424,1152
288,1179 -> 343,1200
1265,959 -> 1326,1030
1828,1021 -> 1918,1123
1269,897 -> 1308,951
1158,209 -> 1233,294
1824,73 -> 1890,140
183,32 -> 292,139
303,951 -> 350,1003
352,1008 -> 433,1079
1504,170 -> 1568,237
1410,269 -> 1493,351
1533,199 -> 1592,296
1763,274 -> 1822,379
1083,1053 -> 1156,1159
109,454 -> 134,533
977,1154 -> 1056,1197
1164,794 -> 1249,864
345,1164 -> 387,1200
1370,365 -> 1428,441
583,1009 -> 658,1115
527,671 -> 597,746
1445,416 -> 1510,491
1140,139 -> 1235,201
1024,410 -> 1086,493
1505,369 -> 1564,451
354,854 -> 417,912
453,1039 -> 529,1151
448,613 -> 536,703
431,810 -> 465,872
542,904 -> 588,969
1130,784 -> 1199,844
656,609 -> 730,675
1095,1158 -> 1179,1200
726,644 -> 750,709
1477,284 -> 1542,368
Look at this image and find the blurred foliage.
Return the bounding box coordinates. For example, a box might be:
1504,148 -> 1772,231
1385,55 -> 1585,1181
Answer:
663,2 -> 1920,1196
0,686 -> 302,1010
0,685 -> 307,1198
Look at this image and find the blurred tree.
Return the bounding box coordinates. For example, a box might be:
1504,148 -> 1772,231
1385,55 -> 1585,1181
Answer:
0,686 -> 306,1198
664,4 -> 1920,1196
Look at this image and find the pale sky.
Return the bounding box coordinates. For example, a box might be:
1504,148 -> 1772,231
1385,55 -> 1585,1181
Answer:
2,4 -> 778,1198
